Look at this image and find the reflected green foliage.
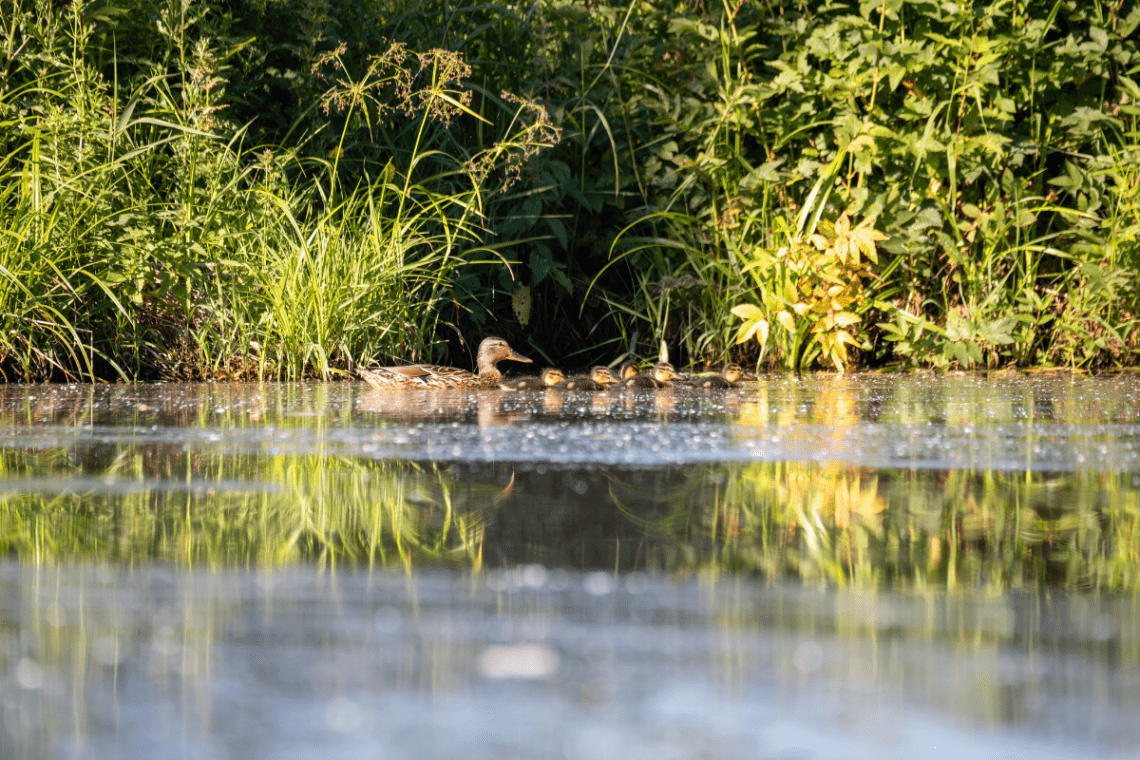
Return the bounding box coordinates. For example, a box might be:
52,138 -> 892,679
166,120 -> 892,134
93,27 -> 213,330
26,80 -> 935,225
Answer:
3,450 -> 1138,591
612,463 -> 1140,592
0,453 -> 492,570
2,376 -> 1138,589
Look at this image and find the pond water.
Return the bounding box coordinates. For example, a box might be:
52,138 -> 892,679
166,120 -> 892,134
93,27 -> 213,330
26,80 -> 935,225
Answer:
2,373 -> 1139,758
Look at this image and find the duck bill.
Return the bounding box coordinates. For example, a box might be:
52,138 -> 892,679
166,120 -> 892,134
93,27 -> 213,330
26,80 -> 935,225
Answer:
506,349 -> 533,364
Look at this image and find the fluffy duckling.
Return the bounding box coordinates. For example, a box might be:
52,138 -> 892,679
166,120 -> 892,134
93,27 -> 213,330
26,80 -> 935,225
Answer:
646,362 -> 684,388
500,367 -> 566,391
562,366 -> 619,391
620,361 -> 659,389
690,363 -> 744,389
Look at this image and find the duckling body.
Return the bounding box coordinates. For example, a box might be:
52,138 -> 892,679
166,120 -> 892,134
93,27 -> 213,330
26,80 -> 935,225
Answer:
619,361 -> 657,388
358,337 -> 532,390
691,363 -> 744,389
623,374 -> 658,389
500,367 -> 566,391
562,366 -> 618,391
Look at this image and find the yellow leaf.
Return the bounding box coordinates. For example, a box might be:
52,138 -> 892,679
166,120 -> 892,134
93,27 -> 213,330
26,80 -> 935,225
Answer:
777,310 -> 796,332
852,227 -> 886,262
731,303 -> 764,321
792,302 -> 810,317
813,314 -> 835,332
834,311 -> 860,327
734,317 -> 769,346
512,286 -> 532,326
827,285 -> 844,298
835,330 -> 860,347
809,234 -> 829,250
834,236 -> 849,264
834,212 -> 850,238
832,340 -> 848,372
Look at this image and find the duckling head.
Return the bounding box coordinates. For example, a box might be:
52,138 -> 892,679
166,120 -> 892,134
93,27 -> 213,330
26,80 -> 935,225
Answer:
590,366 -> 619,386
651,362 -> 680,385
721,363 -> 744,384
541,368 -> 566,386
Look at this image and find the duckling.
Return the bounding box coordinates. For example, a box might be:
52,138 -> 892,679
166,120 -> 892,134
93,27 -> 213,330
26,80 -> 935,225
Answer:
499,367 -> 566,391
691,363 -> 745,389
562,366 -> 619,391
620,361 -> 659,389
358,336 -> 531,390
646,362 -> 684,388
618,361 -> 641,381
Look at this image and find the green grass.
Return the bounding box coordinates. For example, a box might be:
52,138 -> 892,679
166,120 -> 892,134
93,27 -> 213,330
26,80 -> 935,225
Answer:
0,0 -> 1137,378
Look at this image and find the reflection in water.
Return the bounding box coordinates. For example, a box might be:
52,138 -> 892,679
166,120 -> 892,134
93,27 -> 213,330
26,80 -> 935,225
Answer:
2,376 -> 1140,757
1,449 -> 1137,590
2,563 -> 1138,759
0,376 -> 1138,587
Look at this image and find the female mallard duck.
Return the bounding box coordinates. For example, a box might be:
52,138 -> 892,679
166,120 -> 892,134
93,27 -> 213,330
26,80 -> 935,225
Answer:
500,367 -> 566,391
691,363 -> 744,389
562,366 -> 619,391
357,336 -> 532,390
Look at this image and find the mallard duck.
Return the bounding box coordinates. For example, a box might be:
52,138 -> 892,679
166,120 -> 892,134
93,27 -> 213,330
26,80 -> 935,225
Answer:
562,366 -> 619,390
357,336 -> 532,390
500,367 -> 566,391
690,363 -> 744,389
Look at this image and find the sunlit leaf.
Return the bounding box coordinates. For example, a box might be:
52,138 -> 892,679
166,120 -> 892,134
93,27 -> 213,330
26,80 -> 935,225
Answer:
777,310 -> 796,332
731,303 -> 764,321
756,318 -> 770,346
834,212 -> 850,238
834,236 -> 849,264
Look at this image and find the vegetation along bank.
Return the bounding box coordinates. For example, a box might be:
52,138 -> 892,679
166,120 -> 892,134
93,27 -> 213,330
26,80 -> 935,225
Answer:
1,0 -> 1137,381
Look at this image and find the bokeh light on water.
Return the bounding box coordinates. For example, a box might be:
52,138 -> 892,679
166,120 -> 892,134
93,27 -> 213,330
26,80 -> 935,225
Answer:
1,373 -> 1139,757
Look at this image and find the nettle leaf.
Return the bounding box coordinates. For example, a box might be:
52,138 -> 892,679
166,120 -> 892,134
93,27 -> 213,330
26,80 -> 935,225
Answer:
545,216 -> 568,250
529,247 -> 552,286
1089,27 -> 1109,51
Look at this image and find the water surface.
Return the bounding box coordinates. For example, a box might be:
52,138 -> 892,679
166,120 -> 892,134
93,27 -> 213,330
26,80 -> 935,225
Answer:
2,373 -> 1139,758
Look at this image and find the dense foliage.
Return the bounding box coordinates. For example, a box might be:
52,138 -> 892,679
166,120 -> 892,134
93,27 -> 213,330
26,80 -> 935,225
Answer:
1,0 -> 1137,379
